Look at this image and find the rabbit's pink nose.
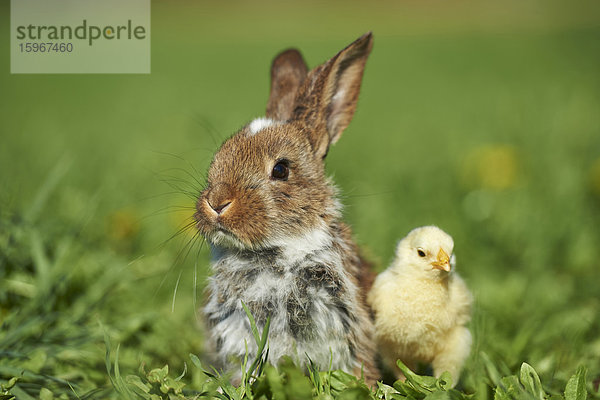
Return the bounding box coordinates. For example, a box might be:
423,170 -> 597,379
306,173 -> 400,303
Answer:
205,183 -> 234,216
209,200 -> 231,215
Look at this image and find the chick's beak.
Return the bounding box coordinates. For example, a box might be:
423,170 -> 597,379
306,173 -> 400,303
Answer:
431,248 -> 451,272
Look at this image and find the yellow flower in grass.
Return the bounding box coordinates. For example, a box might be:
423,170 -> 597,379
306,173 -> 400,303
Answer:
462,145 -> 520,191
107,209 -> 140,242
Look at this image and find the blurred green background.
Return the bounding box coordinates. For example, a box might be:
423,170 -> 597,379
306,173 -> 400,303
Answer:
1,0 -> 600,398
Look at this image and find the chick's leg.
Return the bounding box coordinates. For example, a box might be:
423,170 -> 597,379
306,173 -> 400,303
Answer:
432,326 -> 471,387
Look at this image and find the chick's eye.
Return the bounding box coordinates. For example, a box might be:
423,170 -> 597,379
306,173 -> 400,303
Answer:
271,161 -> 289,181
417,249 -> 426,257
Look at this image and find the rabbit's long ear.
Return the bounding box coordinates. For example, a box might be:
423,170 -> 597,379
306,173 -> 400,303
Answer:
266,49 -> 308,121
293,32 -> 373,159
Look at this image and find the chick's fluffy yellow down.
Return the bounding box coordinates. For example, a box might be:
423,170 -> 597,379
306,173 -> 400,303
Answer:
369,268 -> 472,370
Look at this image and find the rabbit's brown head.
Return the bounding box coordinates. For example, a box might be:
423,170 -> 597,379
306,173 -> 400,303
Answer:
195,33 -> 373,250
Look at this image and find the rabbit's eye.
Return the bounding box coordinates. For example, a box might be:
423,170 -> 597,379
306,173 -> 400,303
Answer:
271,160 -> 289,181
417,248 -> 426,257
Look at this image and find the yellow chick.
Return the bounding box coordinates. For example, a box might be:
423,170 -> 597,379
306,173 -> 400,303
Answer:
368,226 -> 472,386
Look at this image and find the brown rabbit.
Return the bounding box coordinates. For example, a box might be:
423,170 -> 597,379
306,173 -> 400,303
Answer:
195,32 -> 378,384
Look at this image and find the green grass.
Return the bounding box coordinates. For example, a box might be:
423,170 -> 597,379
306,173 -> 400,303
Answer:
1,1 -> 600,399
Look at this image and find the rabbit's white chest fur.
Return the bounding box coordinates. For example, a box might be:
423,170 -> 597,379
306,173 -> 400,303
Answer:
204,227 -> 360,374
